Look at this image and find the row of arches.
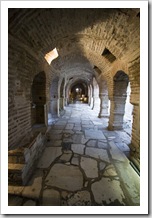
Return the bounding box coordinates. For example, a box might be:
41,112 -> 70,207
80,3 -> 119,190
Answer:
30,70 -> 133,135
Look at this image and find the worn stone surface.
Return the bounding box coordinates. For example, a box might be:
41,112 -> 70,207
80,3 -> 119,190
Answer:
99,162 -> 106,171
60,153 -> 72,162
109,141 -> 129,162
42,189 -> 60,206
23,200 -> 36,206
80,157 -> 98,178
8,195 -> 23,206
91,178 -> 125,205
71,157 -> 79,165
85,130 -> 106,140
97,141 -> 108,149
85,147 -> 110,163
114,162 -> 140,205
37,147 -> 62,168
22,170 -> 43,199
71,144 -> 85,155
45,164 -> 83,191
87,140 -> 96,147
72,134 -> 83,143
103,165 -> 118,176
46,140 -> 62,147
67,191 -> 91,206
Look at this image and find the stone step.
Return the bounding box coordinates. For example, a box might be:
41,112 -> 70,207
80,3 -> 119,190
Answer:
8,148 -> 25,164
8,163 -> 26,185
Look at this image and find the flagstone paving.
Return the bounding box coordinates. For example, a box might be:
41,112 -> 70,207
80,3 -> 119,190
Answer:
8,103 -> 140,206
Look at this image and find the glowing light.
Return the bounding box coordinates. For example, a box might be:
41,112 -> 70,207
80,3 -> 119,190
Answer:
44,48 -> 58,65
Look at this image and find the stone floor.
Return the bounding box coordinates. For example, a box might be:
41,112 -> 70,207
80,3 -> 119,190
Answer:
8,103 -> 140,206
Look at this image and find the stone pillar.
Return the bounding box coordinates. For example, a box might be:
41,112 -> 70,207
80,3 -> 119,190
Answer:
108,95 -> 127,130
129,104 -> 140,169
50,96 -> 59,117
44,104 -> 48,126
98,93 -> 109,117
60,97 -> 64,110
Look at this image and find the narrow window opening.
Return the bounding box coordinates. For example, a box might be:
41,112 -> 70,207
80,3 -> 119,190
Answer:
102,48 -> 116,63
45,48 -> 58,65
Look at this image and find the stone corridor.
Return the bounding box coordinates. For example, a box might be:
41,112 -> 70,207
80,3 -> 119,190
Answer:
8,103 -> 140,206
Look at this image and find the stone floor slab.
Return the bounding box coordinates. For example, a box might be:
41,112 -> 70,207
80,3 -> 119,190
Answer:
71,157 -> 79,166
71,144 -> 85,155
91,178 -> 125,205
37,147 -> 62,168
109,141 -> 129,162
67,191 -> 91,206
45,164 -> 83,191
87,140 -> 96,147
80,157 -> 98,178
85,130 -> 106,140
85,147 -> 110,163
60,153 -> 72,162
65,124 -> 74,130
42,189 -> 60,206
23,200 -> 36,206
103,164 -> 118,176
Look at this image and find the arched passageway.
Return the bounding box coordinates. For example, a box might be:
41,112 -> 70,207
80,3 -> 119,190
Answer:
7,7 -> 141,208
31,72 -> 46,126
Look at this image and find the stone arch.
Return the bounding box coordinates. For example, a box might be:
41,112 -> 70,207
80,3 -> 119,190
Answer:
31,71 -> 46,126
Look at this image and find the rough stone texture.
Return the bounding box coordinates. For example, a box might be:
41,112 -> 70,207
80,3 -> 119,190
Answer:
46,140 -> 62,147
71,157 -> 79,166
8,195 -> 23,206
42,189 -> 60,206
99,162 -> 106,171
97,141 -> 108,149
80,157 -> 98,178
109,141 -> 129,162
67,191 -> 91,206
103,164 -> 118,176
87,140 -> 96,147
37,147 -> 62,168
60,153 -> 72,162
22,170 -> 43,199
85,130 -> 106,140
45,164 -> 83,191
23,200 -> 36,206
71,144 -> 85,155
85,147 -> 110,163
114,162 -> 140,205
91,178 -> 125,205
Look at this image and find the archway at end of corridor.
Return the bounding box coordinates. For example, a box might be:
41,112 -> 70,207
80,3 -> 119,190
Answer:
68,81 -> 88,104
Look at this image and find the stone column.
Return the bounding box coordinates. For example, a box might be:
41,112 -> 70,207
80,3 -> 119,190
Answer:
108,95 -> 127,130
98,93 -> 109,118
50,96 -> 59,117
60,97 -> 64,110
129,104 -> 140,169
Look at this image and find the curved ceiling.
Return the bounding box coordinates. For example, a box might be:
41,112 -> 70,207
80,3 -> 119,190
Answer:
8,8 -> 140,82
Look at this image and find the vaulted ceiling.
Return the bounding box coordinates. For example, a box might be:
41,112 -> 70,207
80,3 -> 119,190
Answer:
8,8 -> 140,82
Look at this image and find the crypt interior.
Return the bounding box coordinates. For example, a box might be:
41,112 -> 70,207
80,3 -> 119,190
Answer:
8,8 -> 140,206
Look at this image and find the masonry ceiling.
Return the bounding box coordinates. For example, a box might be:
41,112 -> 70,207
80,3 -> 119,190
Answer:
8,8 -> 140,81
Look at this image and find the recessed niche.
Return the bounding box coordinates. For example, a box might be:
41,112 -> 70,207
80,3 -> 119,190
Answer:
102,48 -> 116,63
